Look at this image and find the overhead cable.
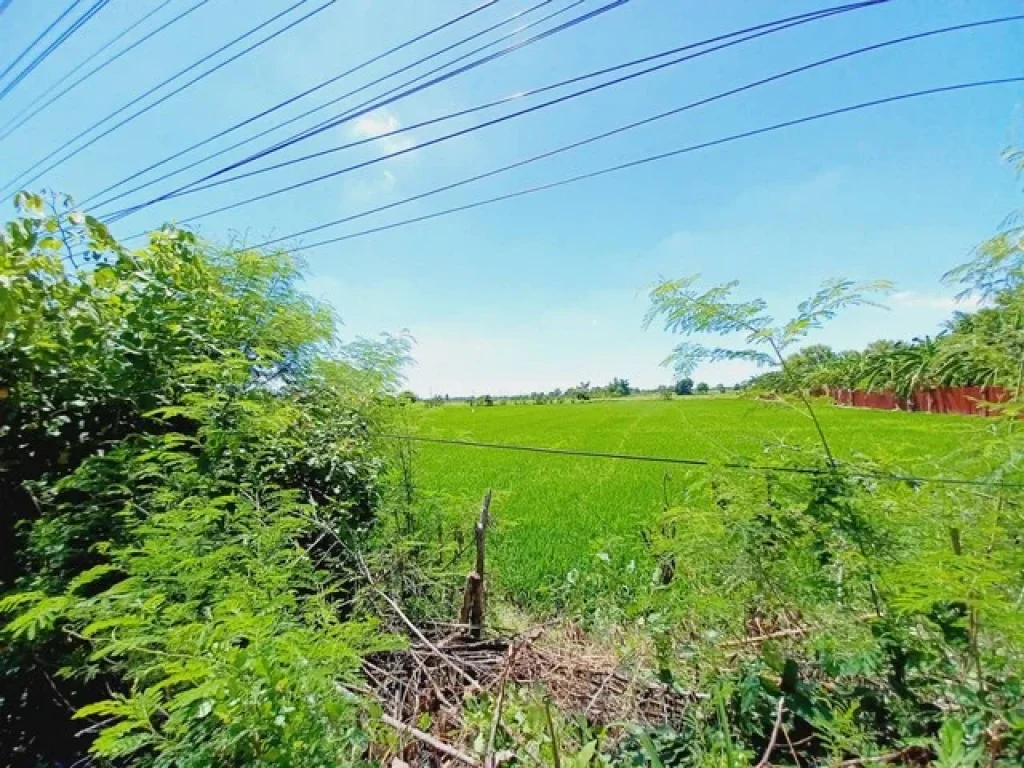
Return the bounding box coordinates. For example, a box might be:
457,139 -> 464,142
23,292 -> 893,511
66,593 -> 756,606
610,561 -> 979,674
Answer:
0,0 -> 85,90
78,0 -> 511,208
113,0 -> 630,214
0,0 -> 334,201
88,0 -> 601,212
0,0 -> 183,141
118,12 -> 1019,236
260,77 -> 1024,253
0,0 -> 111,104
99,0 -> 888,222
380,434 -> 1024,489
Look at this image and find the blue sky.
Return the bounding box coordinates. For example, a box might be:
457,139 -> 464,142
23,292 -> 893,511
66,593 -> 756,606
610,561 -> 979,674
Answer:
1,0 -> 1022,395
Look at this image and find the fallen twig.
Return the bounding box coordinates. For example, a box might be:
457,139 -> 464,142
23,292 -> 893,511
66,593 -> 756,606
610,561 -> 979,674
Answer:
380,712 -> 481,767
374,586 -> 482,691
725,626 -> 815,647
839,747 -> 917,766
755,698 -> 786,767
346,540 -> 482,692
485,645 -> 516,768
725,613 -> 878,648
410,647 -> 457,711
782,724 -> 801,767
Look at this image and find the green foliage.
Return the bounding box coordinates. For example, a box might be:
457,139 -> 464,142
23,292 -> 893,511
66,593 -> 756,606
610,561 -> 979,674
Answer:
745,151 -> 1024,400
462,686 -> 610,766
607,377 -> 632,397
600,436 -> 1024,766
673,378 -> 694,396
0,196 -> 405,764
643,274 -> 890,381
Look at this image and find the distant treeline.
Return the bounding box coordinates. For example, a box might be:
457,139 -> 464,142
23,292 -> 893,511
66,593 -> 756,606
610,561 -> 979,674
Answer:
407,377 -> 740,406
746,282 -> 1024,401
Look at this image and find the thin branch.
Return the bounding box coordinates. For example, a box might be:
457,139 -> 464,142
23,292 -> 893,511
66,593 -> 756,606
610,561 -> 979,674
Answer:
782,724 -> 801,768
50,197 -> 79,269
373,586 -> 481,691
754,697 -> 786,767
485,645 -> 516,768
380,712 -> 481,767
839,747 -> 916,766
410,647 -> 456,711
768,336 -> 835,467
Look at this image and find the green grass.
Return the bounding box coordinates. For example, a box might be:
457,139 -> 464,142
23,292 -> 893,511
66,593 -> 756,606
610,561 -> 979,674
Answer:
410,396 -> 995,605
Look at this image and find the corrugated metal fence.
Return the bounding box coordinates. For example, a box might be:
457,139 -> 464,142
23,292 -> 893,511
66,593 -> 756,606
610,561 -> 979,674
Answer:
828,386 -> 1011,416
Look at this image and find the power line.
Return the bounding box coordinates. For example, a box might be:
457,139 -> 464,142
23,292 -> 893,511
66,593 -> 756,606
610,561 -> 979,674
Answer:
0,0 -> 111,104
103,0 -> 883,220
261,77 -> 1024,254
1,0 -> 324,197
125,14 -> 1019,242
0,0 -> 181,142
0,0 -> 84,89
107,0 -> 629,219
0,0 -> 333,201
81,0 -> 553,210
257,0 -> 601,157
380,434 -> 1024,489
89,0 -> 603,214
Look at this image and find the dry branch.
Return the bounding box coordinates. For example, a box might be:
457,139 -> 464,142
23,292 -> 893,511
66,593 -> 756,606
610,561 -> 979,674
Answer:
755,698 -> 786,767
380,712 -> 481,767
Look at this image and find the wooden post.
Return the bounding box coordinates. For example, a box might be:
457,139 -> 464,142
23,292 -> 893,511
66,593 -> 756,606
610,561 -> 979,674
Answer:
459,489 -> 492,639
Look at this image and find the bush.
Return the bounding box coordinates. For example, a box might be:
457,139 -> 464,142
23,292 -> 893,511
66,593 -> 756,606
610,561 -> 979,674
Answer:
674,378 -> 694,395
0,194 -> 401,764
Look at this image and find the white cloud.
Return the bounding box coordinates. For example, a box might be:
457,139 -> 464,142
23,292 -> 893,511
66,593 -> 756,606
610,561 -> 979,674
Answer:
349,108 -> 415,154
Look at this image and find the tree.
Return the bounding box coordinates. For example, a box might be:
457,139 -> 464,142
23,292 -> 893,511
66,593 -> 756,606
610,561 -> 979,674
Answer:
567,381 -> 591,401
608,377 -> 631,397
696,381 -> 710,394
674,377 -> 694,395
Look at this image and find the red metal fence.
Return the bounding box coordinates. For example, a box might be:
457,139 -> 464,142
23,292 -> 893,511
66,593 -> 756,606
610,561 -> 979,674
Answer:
828,386 -> 1011,416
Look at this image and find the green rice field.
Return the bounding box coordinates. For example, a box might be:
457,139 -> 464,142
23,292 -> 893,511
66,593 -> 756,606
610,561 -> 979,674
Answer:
412,396 -> 995,604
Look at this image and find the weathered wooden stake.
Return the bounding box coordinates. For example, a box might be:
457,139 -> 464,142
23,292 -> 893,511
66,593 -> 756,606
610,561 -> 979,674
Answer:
459,489 -> 492,639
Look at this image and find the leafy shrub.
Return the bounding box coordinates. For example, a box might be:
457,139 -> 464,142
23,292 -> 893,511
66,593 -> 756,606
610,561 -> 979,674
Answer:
0,193 -> 402,764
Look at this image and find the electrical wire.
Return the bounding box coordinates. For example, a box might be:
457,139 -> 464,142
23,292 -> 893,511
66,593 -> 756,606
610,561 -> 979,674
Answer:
259,0 -> 598,155
134,0 -> 883,207
118,13 -> 1020,236
85,0 -> 590,212
80,0 -> 555,210
103,0 -> 887,222
107,0 -> 629,217
0,0 -> 332,201
252,77 -> 1024,254
0,0 -> 180,141
0,0 -> 321,197
380,434 -> 1024,489
0,0 -> 85,89
0,0 -> 111,104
